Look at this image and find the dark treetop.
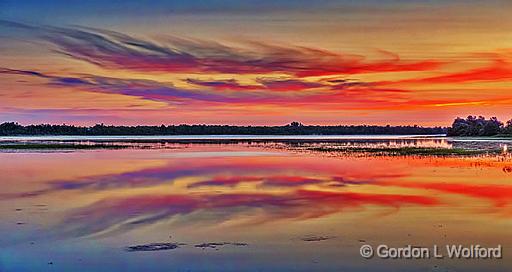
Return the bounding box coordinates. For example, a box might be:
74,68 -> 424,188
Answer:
0,122 -> 446,136
447,116 -> 512,137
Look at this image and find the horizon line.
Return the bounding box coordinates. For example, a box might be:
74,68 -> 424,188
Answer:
1,121 -> 449,128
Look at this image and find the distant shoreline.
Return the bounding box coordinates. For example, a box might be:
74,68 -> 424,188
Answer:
0,122 -> 447,136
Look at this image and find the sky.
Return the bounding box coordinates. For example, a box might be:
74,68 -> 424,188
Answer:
1,0 -> 512,126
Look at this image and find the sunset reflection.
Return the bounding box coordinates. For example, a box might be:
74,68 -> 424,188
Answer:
1,143 -> 511,271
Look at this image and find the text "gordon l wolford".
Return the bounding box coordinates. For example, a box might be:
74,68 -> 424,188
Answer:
369,244 -> 502,259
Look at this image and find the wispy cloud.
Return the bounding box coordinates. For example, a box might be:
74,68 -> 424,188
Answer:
380,50 -> 512,85
3,20 -> 512,124
0,67 -> 415,110
0,67 -> 247,104
255,78 -> 326,91
185,78 -> 258,91
186,77 -> 332,92
0,20 -> 445,77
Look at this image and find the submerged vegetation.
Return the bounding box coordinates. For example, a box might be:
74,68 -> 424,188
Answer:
125,242 -> 247,252
447,116 -> 512,137
125,243 -> 184,252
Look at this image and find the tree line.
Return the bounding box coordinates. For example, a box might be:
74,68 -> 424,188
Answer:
447,116 -> 512,136
0,122 -> 446,136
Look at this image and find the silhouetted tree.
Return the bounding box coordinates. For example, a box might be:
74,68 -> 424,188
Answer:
288,121 -> 303,127
447,116 -> 505,136
482,117 -> 503,136
448,117 -> 470,136
503,120 -> 512,135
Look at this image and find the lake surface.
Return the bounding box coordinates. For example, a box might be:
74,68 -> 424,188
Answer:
0,135 -> 446,141
1,136 -> 511,271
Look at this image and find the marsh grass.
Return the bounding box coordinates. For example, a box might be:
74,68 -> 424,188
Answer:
0,143 -> 127,150
309,146 -> 500,156
0,139 -> 506,157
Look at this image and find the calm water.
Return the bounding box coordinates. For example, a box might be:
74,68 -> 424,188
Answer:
1,137 -> 511,271
0,135 -> 446,141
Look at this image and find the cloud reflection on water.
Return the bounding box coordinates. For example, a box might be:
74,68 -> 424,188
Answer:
2,147 -> 512,240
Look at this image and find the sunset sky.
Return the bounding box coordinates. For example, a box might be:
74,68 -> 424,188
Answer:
1,0 -> 512,126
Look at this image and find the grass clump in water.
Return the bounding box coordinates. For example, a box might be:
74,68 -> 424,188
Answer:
310,146 -> 498,156
0,143 -> 126,150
